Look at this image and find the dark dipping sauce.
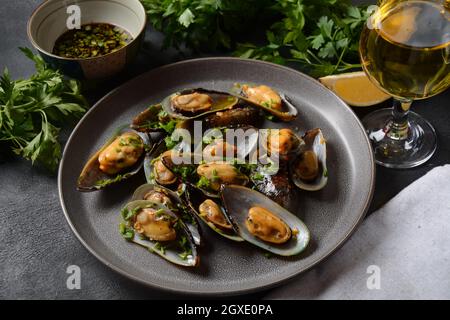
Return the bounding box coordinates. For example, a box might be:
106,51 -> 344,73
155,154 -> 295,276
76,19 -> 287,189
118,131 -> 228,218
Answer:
52,23 -> 133,59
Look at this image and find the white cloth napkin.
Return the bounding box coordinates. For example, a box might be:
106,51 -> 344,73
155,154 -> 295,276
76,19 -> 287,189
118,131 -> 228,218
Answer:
266,165 -> 450,300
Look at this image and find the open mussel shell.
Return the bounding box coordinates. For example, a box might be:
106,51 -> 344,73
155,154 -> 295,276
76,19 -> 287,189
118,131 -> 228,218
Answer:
121,200 -> 199,267
185,185 -> 244,242
161,88 -> 239,120
221,185 -> 310,256
132,183 -> 201,246
230,83 -> 298,122
131,104 -> 166,133
77,126 -> 151,192
291,128 -> 328,191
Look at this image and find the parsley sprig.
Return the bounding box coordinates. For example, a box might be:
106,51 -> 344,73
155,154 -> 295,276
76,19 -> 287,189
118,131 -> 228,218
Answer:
0,48 -> 87,171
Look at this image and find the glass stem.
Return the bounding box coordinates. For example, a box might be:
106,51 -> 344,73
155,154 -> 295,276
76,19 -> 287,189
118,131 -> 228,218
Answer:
387,99 -> 412,140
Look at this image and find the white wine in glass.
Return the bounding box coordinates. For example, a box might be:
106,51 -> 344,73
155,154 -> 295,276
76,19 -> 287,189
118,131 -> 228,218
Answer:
360,0 -> 450,168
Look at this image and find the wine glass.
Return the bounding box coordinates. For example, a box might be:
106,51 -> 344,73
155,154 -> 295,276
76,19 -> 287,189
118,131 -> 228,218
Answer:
359,0 -> 450,168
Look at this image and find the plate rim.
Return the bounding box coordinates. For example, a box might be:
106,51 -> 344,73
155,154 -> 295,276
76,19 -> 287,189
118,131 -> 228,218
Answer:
58,57 -> 375,297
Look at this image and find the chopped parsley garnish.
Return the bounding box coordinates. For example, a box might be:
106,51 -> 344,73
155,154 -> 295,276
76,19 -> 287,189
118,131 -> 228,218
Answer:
211,169 -> 219,182
119,222 -> 134,241
129,137 -> 143,148
179,235 -> 188,248
234,162 -> 258,176
178,235 -> 192,260
95,174 -> 125,188
261,99 -> 275,109
154,242 -> 166,254
154,208 -> 166,218
159,120 -> 178,134
172,165 -> 197,181
252,172 -> 265,181
178,249 -> 192,261
121,206 -> 141,221
196,176 -> 211,189
165,135 -> 179,149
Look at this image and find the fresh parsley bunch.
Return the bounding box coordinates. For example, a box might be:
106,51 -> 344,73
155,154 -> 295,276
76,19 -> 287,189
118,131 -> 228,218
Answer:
141,0 -> 273,50
0,48 -> 87,172
141,0 -> 372,77
236,0 -> 374,77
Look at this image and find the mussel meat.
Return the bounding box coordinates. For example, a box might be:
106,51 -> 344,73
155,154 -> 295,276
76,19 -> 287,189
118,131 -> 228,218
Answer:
197,162 -> 249,192
242,85 -> 282,111
77,127 -> 150,191
291,128 -> 328,191
202,139 -> 236,162
144,142 -> 179,186
199,199 -> 233,231
153,151 -> 178,186
265,128 -> 303,161
230,83 -> 298,122
98,132 -> 144,175
120,200 -> 199,267
132,183 -> 202,246
172,92 -> 212,113
246,206 -> 291,244
162,88 -> 239,120
133,207 -> 177,241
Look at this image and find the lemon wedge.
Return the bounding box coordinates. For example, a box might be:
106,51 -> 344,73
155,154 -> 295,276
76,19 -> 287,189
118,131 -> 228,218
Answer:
319,71 -> 391,107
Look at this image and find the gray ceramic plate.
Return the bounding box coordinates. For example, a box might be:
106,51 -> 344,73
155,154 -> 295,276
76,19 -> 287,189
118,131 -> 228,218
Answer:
58,58 -> 375,296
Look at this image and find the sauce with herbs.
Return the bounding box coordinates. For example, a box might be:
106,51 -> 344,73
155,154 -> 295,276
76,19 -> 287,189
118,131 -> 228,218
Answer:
53,23 -> 133,59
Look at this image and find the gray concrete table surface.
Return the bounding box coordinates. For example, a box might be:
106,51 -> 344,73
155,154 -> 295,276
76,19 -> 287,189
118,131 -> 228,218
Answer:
1,0 -> 449,299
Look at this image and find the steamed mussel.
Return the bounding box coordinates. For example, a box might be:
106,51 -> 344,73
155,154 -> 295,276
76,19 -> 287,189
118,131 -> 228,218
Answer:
263,128 -> 303,161
120,200 -> 199,267
199,200 -> 233,231
185,185 -> 243,242
144,141 -> 179,187
196,162 -> 249,193
132,183 -> 201,246
162,88 -> 239,120
246,206 -> 292,244
291,128 -> 328,191
76,82 -> 334,266
77,126 -> 151,191
159,150 -> 250,198
153,150 -> 179,186
230,83 -> 298,122
221,185 -> 310,256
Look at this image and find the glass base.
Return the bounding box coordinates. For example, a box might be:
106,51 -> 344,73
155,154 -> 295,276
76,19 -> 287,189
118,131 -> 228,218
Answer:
362,108 -> 437,169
